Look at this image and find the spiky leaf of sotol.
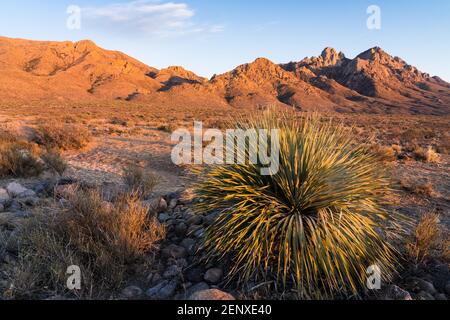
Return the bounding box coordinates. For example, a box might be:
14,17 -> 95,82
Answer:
195,109 -> 399,299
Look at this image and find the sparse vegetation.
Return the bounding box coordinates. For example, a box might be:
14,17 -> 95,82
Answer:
195,110 -> 399,299
41,150 -> 68,176
0,131 -> 43,178
407,213 -> 448,264
413,146 -> 440,163
31,123 -> 92,151
371,144 -> 397,162
3,188 -> 166,299
123,165 -> 159,199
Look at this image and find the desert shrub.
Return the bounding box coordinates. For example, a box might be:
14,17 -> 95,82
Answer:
157,123 -> 177,133
195,110 -> 399,299
32,123 -> 92,151
371,144 -> 397,162
41,151 -> 68,176
123,165 -> 158,199
4,188 -> 165,299
413,146 -> 440,163
110,117 -> 129,127
403,181 -> 435,197
406,213 -> 447,264
0,132 -> 43,178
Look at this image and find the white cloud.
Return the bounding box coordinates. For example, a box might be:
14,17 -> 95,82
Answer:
82,0 -> 223,37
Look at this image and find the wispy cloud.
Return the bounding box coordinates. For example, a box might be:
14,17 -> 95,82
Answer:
82,0 -> 224,37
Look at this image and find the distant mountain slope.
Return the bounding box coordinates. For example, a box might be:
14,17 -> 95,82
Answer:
0,36 -> 448,115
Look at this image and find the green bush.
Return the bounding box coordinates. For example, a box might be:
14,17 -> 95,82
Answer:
195,110 -> 399,299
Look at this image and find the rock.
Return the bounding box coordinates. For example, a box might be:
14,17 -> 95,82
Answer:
32,180 -> 56,196
146,279 -> 178,299
0,203 -> 4,212
7,200 -> 22,212
121,286 -> 143,299
158,213 -> 170,223
189,289 -> 235,301
175,222 -> 188,237
6,182 -> 36,198
0,188 -> 10,204
445,281 -> 450,295
151,273 -> 162,285
416,278 -> 437,295
435,293 -> 447,300
185,267 -> 205,283
385,285 -> 412,300
187,215 -> 203,226
180,282 -> 210,299
161,244 -> 187,259
163,265 -> 183,279
6,183 -> 27,197
7,182 -> 35,198
204,268 -> 223,284
180,238 -> 196,255
203,212 -> 220,226
157,198 -> 168,213
169,198 -> 178,210
416,291 -> 435,300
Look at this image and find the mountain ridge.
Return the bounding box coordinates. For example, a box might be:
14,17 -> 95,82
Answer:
0,36 -> 448,115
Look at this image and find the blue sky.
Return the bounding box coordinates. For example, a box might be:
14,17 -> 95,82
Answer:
1,0 -> 449,80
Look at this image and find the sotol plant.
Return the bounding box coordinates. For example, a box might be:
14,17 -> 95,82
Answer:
195,110 -> 400,299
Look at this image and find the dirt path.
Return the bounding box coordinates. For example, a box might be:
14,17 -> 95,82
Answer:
65,127 -> 190,196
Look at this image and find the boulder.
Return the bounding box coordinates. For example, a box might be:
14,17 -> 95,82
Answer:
146,279 -> 178,299
161,244 -> 187,259
7,182 -> 35,198
385,285 -> 412,300
185,267 -> 205,283
445,281 -> 450,295
175,222 -> 188,237
180,238 -> 196,255
204,268 -> 223,284
189,289 -> 235,301
163,265 -> 183,279
416,291 -> 435,300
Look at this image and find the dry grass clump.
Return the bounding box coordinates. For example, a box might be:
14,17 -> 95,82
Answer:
410,182 -> 435,197
406,213 -> 448,264
31,123 -> 92,151
195,110 -> 400,299
413,146 -> 440,163
0,131 -> 43,178
3,188 -> 165,299
371,144 -> 397,162
123,165 -> 159,199
41,151 -> 67,176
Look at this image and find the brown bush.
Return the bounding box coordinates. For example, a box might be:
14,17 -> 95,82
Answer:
123,165 -> 159,199
371,144 -> 397,162
41,151 -> 68,176
32,123 -> 92,151
407,213 -> 447,264
0,131 -> 43,178
413,146 -> 440,163
3,188 -> 165,299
